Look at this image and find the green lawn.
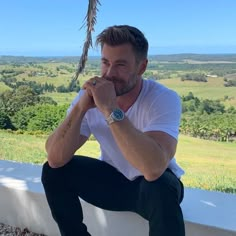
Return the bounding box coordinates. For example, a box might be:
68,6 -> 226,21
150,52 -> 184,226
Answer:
42,92 -> 77,105
175,135 -> 236,193
0,130 -> 235,193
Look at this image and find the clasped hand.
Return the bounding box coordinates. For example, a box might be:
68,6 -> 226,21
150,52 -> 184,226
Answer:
82,76 -> 117,116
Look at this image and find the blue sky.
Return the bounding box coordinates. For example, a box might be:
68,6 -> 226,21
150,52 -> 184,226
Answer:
0,0 -> 236,56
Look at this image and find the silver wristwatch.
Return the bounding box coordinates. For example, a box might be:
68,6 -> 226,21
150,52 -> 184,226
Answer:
106,108 -> 125,125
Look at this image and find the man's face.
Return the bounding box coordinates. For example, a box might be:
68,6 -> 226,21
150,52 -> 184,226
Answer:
101,43 -> 143,96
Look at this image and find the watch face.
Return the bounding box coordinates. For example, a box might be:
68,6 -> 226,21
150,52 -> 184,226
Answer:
112,108 -> 124,121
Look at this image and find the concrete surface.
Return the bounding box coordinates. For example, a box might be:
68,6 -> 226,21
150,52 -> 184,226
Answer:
0,160 -> 236,236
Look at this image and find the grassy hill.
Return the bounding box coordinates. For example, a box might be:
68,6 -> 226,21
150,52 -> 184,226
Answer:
0,130 -> 235,194
159,77 -> 236,107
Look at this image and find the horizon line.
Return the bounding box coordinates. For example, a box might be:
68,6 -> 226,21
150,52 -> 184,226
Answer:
1,52 -> 236,58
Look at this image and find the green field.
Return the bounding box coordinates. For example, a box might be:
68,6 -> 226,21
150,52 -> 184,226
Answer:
42,92 -> 77,104
1,75 -> 235,106
41,76 -> 236,106
0,130 -> 235,194
159,77 -> 236,107
1,59 -> 236,106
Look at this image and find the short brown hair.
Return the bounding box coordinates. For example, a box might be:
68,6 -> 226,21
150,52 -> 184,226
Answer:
96,25 -> 149,61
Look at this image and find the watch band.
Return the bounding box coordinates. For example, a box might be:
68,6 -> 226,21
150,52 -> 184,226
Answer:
106,115 -> 115,125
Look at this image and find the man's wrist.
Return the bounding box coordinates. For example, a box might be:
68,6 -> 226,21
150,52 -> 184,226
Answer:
74,103 -> 88,117
105,108 -> 125,125
102,105 -> 117,117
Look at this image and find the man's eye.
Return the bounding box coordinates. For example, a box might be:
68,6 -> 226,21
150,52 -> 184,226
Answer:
102,61 -> 109,66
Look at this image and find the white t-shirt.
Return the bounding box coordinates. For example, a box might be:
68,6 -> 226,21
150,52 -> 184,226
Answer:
68,79 -> 185,180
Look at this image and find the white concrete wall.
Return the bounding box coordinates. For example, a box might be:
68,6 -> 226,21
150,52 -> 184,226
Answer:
0,160 -> 236,236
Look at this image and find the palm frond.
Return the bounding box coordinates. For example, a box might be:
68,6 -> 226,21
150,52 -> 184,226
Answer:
73,0 -> 100,83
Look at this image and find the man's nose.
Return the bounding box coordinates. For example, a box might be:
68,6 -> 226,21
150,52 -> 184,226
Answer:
106,65 -> 117,78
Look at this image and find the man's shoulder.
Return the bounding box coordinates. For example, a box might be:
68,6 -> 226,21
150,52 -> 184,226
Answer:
143,79 -> 178,99
140,80 -> 181,114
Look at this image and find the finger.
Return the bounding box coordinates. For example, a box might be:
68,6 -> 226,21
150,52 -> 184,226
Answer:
85,87 -> 93,97
83,80 -> 94,90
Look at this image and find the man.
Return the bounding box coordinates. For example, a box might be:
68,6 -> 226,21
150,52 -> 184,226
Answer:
42,25 -> 185,236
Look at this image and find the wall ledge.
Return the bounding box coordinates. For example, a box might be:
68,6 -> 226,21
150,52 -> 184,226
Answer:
0,160 -> 235,236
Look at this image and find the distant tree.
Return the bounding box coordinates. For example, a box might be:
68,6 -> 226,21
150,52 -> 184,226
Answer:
182,92 -> 195,101
199,99 -> 225,114
0,111 -> 14,129
46,83 -> 55,92
224,80 -> 236,87
39,96 -> 57,105
57,85 -> 69,93
227,106 -> 236,114
0,85 -> 57,116
13,104 -> 67,132
8,86 -> 39,115
181,73 -> 207,82
181,92 -> 200,113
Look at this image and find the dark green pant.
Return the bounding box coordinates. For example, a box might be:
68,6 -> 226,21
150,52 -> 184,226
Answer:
41,156 -> 185,236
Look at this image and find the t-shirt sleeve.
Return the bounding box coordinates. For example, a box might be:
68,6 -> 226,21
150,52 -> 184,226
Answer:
143,90 -> 182,140
67,90 -> 91,138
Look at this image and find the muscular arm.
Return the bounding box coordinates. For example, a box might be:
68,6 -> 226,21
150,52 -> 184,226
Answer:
45,93 -> 92,168
108,117 -> 177,181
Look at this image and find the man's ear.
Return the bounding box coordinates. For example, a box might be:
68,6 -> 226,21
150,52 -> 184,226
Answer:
138,59 -> 148,75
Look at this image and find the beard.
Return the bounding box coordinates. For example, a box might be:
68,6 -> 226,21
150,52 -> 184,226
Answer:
105,73 -> 138,96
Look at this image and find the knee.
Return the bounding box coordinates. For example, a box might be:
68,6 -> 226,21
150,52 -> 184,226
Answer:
41,157 -> 79,191
140,177 -> 168,198
140,172 -> 180,203
41,161 -> 63,189
41,161 -> 52,187
137,173 -> 184,229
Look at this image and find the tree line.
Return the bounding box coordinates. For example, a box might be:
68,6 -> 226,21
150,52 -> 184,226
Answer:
0,77 -> 80,94
181,92 -> 236,142
0,86 -> 235,142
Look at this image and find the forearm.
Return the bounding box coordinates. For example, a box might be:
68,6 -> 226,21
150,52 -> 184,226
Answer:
46,104 -> 86,168
109,118 -> 171,181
